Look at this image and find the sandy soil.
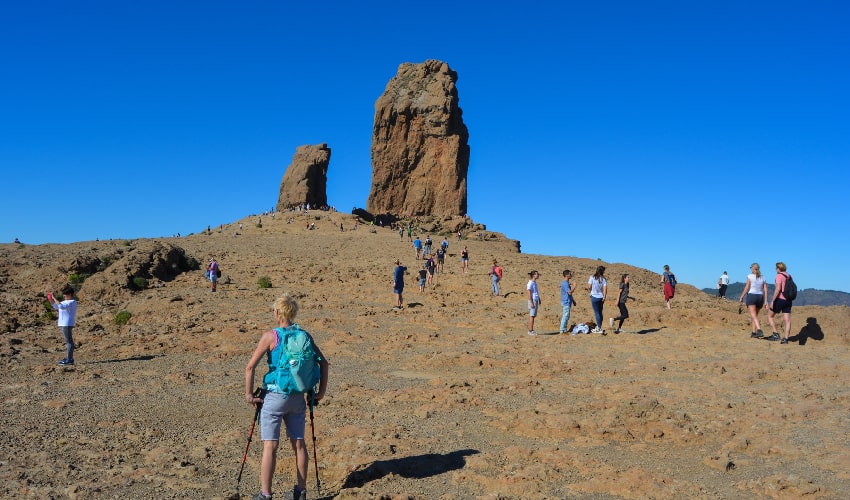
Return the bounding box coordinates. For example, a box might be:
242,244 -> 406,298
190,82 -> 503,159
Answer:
2,211 -> 849,499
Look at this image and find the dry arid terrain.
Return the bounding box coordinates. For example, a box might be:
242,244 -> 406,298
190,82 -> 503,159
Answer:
2,211 -> 849,499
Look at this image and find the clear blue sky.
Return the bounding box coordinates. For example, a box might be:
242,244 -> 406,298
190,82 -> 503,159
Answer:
2,1 -> 848,292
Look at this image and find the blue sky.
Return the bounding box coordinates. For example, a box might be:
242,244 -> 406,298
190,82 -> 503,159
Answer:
2,1 -> 848,292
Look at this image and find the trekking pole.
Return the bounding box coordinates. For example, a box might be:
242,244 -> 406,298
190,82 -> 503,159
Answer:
309,391 -> 321,494
237,388 -> 264,493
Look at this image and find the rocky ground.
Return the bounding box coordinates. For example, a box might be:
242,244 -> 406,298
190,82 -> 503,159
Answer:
2,211 -> 849,499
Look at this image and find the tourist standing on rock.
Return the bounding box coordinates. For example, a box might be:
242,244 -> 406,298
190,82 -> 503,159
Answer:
740,262 -> 769,338
441,237 -> 449,252
399,227 -> 404,240
413,236 -> 422,260
588,266 -> 608,334
766,262 -> 793,344
426,255 -> 436,286
660,265 -> 676,309
407,224 -> 412,242
48,285 -> 77,366
559,270 -> 575,334
490,260 -> 503,296
461,245 -> 469,274
244,294 -> 329,500
718,271 -> 730,299
611,274 -> 633,334
423,236 -> 433,259
527,270 -> 541,335
393,260 -> 407,308
207,258 -> 219,292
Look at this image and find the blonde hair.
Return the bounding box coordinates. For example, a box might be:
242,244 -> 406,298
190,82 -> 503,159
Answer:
751,263 -> 761,278
776,262 -> 787,272
273,294 -> 299,322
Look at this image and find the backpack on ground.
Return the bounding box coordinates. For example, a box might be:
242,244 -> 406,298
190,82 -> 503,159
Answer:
271,325 -> 321,394
781,273 -> 797,301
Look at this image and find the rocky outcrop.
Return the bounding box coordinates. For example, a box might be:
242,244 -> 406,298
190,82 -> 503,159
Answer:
368,60 -> 470,217
277,144 -> 331,210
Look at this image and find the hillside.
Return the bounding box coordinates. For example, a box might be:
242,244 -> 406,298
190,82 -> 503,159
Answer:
2,210 -> 849,499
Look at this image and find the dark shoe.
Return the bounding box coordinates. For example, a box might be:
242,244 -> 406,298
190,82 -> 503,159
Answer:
751,330 -> 764,339
780,338 -> 789,344
252,492 -> 272,500
614,329 -> 621,334
767,332 -> 780,341
58,359 -> 74,366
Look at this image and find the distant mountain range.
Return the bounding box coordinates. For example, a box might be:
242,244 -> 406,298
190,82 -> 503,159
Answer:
701,283 -> 850,307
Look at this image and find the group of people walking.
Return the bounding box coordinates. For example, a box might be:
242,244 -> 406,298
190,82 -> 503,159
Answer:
739,262 -> 794,344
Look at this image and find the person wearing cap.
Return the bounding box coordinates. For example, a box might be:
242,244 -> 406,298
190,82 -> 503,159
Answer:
47,285 -> 78,365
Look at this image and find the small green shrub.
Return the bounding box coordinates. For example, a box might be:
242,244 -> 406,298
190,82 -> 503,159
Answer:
69,273 -> 90,285
257,276 -> 272,289
114,310 -> 132,325
132,277 -> 148,290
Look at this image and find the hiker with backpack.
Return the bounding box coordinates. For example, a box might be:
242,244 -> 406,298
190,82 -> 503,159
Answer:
245,293 -> 329,500
207,257 -> 220,292
766,262 -> 795,344
660,265 -> 676,309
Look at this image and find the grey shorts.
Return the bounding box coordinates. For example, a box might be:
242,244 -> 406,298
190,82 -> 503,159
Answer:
745,294 -> 765,307
260,391 -> 306,441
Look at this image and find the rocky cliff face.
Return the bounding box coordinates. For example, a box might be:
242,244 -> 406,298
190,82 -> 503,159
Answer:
368,60 -> 469,217
277,143 -> 331,209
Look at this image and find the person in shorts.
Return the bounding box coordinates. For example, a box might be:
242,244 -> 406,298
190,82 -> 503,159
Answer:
739,263 -> 769,338
418,264 -> 427,293
766,262 -> 793,344
527,270 -> 541,335
245,294 -> 329,500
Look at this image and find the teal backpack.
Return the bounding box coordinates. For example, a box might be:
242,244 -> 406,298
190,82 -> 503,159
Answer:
267,325 -> 321,394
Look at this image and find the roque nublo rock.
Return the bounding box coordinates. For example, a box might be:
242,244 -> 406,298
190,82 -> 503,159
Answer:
277,143 -> 331,210
368,60 -> 470,217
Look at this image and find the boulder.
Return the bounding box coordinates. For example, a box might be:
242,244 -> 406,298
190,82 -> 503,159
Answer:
368,60 -> 470,217
277,144 -> 331,210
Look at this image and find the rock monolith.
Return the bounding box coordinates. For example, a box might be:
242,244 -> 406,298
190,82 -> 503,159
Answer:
368,60 -> 469,217
277,144 -> 331,210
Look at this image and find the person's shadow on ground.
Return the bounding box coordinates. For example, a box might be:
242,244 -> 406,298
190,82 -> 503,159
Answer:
788,317 -> 825,345
341,449 -> 479,489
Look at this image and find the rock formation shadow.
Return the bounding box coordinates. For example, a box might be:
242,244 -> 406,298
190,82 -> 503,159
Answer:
341,448 -> 479,489
789,317 -> 824,345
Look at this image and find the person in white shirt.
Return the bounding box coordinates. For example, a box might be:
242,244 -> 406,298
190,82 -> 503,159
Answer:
48,285 -> 78,365
718,271 -> 730,299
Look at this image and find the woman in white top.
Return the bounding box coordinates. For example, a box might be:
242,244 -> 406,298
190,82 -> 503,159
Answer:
587,266 -> 608,334
739,262 -> 769,338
